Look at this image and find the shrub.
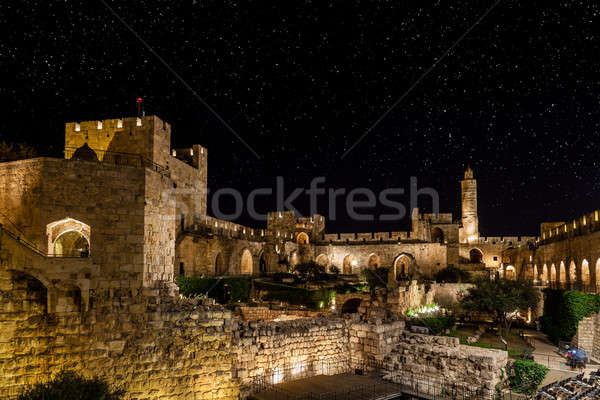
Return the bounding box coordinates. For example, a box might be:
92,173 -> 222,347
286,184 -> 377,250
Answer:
541,289 -> 600,343
411,315 -> 455,334
334,283 -> 369,294
361,267 -> 389,291
509,360 -> 548,394
254,280 -> 334,309
177,277 -> 251,303
17,371 -> 124,400
293,262 -> 326,281
435,266 -> 471,283
272,272 -> 297,283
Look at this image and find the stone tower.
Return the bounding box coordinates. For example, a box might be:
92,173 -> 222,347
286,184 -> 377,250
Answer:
459,167 -> 479,243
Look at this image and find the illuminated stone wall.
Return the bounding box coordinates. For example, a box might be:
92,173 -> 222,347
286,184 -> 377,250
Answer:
0,280 -> 239,399
231,318 -> 349,397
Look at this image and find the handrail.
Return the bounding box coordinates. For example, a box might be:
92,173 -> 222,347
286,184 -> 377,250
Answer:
0,222 -> 90,259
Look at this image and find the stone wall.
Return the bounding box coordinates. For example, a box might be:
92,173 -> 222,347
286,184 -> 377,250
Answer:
348,321 -> 405,367
231,318 -> 349,396
0,280 -> 239,399
572,312 -> 600,360
383,332 -> 507,397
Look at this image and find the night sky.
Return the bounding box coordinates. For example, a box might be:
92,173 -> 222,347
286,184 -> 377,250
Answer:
2,0 -> 599,235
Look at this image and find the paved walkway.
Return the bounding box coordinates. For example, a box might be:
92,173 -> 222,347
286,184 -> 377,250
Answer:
523,330 -> 597,385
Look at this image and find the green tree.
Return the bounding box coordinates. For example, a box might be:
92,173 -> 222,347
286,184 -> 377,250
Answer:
0,141 -> 37,162
461,278 -> 540,335
293,261 -> 325,281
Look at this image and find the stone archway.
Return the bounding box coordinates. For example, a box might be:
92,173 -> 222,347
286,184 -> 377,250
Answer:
393,253 -> 415,280
46,218 -> 91,257
240,249 -> 253,275
550,263 -> 557,282
541,264 -> 548,283
559,261 -> 566,283
568,261 -> 577,283
316,254 -> 328,268
431,227 -> 444,244
296,232 -> 309,245
469,248 -> 483,264
582,259 -> 590,285
342,255 -> 357,275
367,253 -> 380,270
341,298 -> 362,314
505,265 -> 516,280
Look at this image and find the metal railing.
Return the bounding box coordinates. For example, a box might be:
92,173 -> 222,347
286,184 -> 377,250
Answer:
0,223 -> 90,259
246,358 -> 496,400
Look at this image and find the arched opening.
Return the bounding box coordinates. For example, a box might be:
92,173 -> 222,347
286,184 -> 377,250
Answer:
533,264 -> 539,281
550,264 -> 557,282
393,254 -> 415,280
47,217 -> 91,257
559,261 -> 566,283
505,265 -> 516,280
367,254 -> 380,270
342,255 -> 357,275
290,251 -> 300,268
259,253 -> 267,274
316,254 -> 328,268
469,248 -> 483,264
341,298 -> 362,314
296,232 -> 310,245
568,261 -> 577,283
53,231 -> 90,257
0,271 -> 49,315
541,264 -> 548,283
582,259 -> 590,285
215,253 -> 225,276
596,259 -> 600,288
240,249 -> 253,275
431,227 -> 444,244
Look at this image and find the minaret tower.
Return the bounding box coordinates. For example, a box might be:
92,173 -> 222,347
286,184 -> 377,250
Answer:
459,167 -> 479,243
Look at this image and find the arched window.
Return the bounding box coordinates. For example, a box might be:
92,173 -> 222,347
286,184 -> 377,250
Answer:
46,218 -> 91,257
431,227 -> 444,244
393,254 -> 415,280
316,254 -> 328,267
367,254 -> 380,270
505,265 -> 516,280
469,249 -> 483,264
296,232 -> 310,245
568,261 -> 577,283
54,231 -> 89,257
342,255 -> 357,274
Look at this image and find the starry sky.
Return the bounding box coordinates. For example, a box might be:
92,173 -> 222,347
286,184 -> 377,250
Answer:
2,0 -> 599,235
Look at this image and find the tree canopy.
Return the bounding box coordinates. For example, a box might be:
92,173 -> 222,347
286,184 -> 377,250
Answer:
461,278 -> 540,334
0,141 -> 37,162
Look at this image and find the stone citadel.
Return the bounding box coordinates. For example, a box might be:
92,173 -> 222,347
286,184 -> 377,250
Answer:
0,115 -> 598,398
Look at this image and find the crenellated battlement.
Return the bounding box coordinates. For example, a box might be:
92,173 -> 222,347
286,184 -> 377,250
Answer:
322,231 -> 413,244
539,210 -> 600,244
471,236 -> 537,246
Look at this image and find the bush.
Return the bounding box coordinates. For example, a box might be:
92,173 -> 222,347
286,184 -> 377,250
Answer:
18,371 -> 124,400
293,262 -> 326,281
254,280 -> 335,309
177,277 -> 251,303
509,360 -> 548,394
541,289 -> 600,344
334,283 -> 370,294
412,315 -> 455,334
435,266 -> 471,283
361,267 -> 389,291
